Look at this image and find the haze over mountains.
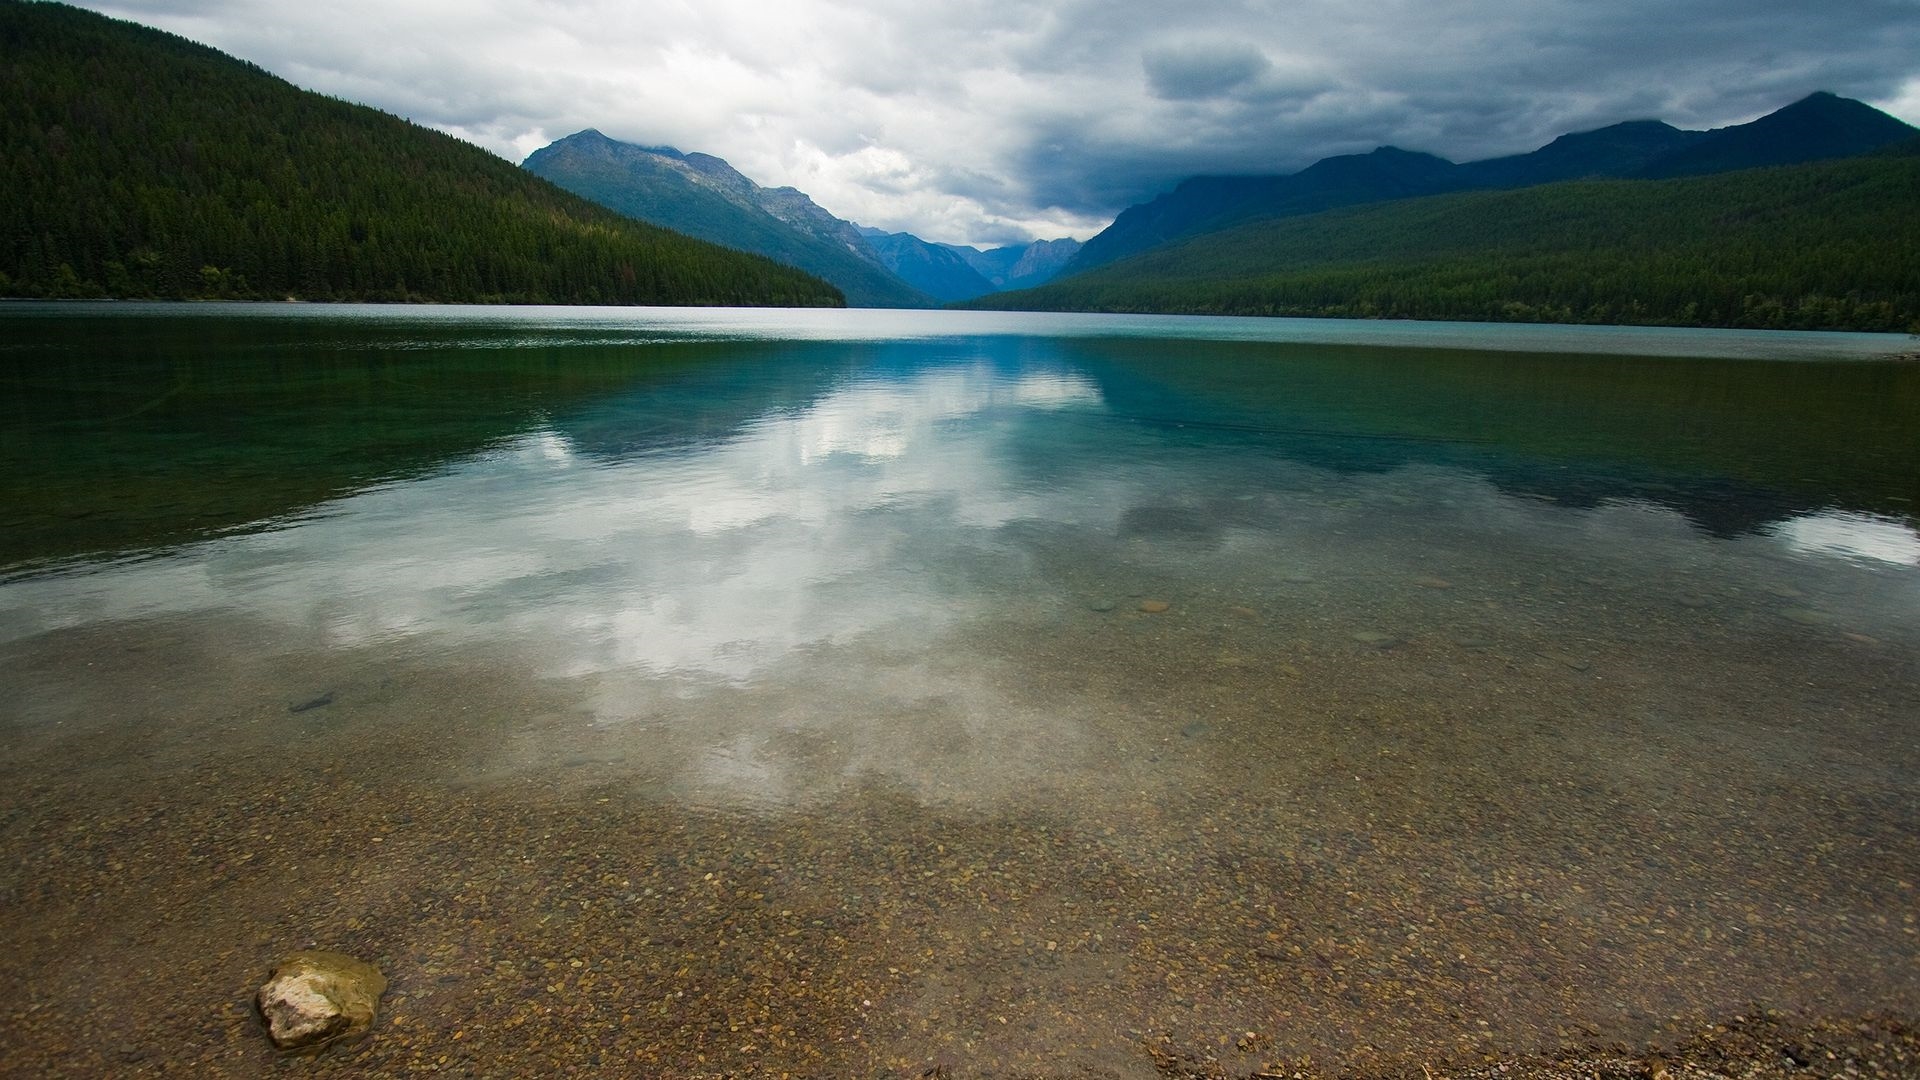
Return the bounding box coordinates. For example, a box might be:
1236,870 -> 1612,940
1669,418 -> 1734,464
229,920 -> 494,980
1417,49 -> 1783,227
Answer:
524,132 -> 1080,306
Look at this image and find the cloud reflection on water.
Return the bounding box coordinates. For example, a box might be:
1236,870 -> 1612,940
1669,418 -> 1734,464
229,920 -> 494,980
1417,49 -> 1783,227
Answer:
0,362 -> 1105,690
1775,510 -> 1920,567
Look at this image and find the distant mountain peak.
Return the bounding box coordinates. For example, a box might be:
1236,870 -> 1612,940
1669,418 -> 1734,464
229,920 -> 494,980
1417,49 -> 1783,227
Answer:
524,130 -> 931,307
928,235 -> 1085,293
538,129 -> 688,161
855,227 -> 998,302
1756,90 -> 1879,123
1366,145 -> 1440,159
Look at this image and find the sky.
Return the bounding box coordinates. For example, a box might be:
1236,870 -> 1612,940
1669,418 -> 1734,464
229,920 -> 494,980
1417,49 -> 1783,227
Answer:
77,0 -> 1920,247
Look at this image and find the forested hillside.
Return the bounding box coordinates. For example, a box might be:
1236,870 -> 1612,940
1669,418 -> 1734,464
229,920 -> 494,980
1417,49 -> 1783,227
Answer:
976,148 -> 1920,332
0,1 -> 843,306
1064,93 -> 1916,276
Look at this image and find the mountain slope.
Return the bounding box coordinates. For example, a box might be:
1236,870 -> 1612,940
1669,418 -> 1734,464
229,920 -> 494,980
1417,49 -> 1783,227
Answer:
859,229 -> 997,302
1069,147 -> 1460,272
1065,93 -> 1916,276
996,239 -> 1084,289
938,238 -> 1085,290
0,1 -> 841,306
524,132 -> 929,307
1455,120 -> 1704,187
972,150 -> 1920,332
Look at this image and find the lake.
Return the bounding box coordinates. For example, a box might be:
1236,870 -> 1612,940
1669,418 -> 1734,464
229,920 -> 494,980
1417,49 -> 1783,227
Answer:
2,303 -> 1917,1077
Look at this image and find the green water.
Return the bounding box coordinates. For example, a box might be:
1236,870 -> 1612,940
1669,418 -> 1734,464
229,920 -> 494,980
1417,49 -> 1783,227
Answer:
1,303 -> 1916,1077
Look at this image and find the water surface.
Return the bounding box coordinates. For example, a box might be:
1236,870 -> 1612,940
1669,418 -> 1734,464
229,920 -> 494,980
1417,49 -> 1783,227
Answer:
2,304 -> 1917,1077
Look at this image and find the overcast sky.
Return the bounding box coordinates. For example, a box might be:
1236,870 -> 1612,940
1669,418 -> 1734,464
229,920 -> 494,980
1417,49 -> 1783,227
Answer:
79,0 -> 1920,246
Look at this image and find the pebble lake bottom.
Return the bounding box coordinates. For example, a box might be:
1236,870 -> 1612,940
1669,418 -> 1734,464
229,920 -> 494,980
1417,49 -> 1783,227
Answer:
1,304 -> 1916,1078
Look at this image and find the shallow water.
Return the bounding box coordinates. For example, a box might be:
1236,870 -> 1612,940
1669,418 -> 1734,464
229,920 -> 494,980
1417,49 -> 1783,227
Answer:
2,304 -> 1917,1077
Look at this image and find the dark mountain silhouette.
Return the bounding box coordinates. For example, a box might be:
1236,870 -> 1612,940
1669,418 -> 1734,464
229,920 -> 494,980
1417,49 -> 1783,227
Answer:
1069,147 -> 1460,272
1457,120 -> 1704,187
1636,91 -> 1920,177
1065,93 -> 1916,274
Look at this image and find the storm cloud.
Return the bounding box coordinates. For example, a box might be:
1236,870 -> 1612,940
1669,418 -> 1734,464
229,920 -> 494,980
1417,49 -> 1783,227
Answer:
78,0 -> 1920,245
1142,41 -> 1276,101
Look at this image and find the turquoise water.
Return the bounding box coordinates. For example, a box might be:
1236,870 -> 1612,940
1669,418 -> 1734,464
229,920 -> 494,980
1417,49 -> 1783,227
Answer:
2,304 -> 1917,1076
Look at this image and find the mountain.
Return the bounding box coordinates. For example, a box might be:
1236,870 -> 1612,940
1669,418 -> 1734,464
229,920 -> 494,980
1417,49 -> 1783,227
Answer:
850,230 -> 1086,301
524,132 -> 1089,307
1637,91 -> 1920,177
1065,93 -> 1916,275
524,132 -> 929,307
939,238 -> 1085,291
1454,119 -> 1704,187
858,228 -> 997,302
1068,147 -> 1459,272
971,147 -> 1920,333
0,1 -> 841,306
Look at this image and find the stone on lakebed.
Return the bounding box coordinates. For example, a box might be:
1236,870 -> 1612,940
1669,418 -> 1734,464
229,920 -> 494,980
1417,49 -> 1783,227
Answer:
256,950 -> 387,1053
